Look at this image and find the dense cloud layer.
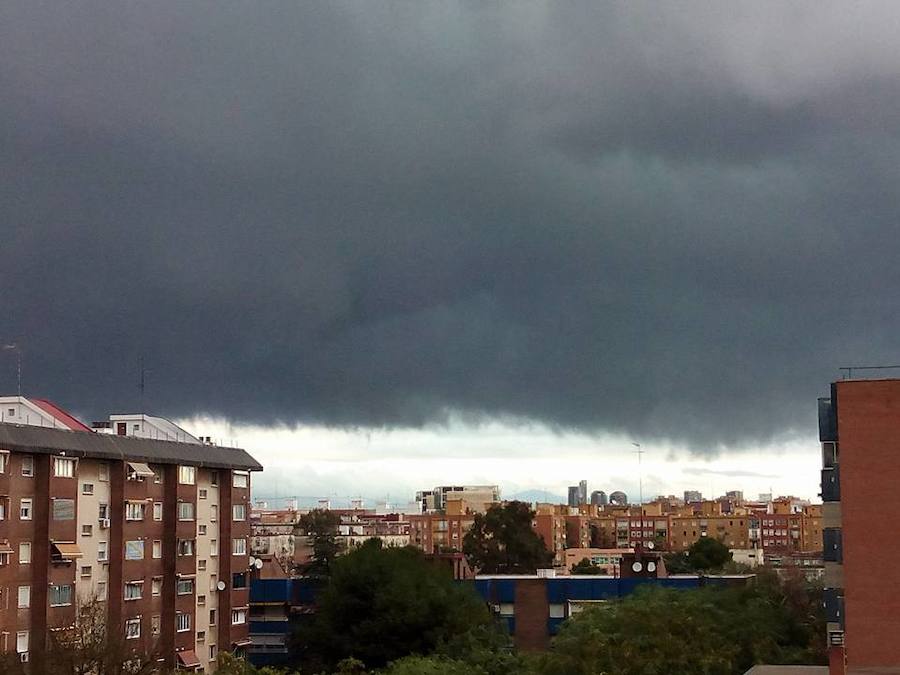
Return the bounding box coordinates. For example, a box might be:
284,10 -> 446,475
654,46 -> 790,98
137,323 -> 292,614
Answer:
2,2 -> 900,448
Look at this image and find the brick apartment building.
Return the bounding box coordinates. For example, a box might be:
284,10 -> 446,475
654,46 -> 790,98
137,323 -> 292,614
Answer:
818,378 -> 900,675
0,405 -> 261,672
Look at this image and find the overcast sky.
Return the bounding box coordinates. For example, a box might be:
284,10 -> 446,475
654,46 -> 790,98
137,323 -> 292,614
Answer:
2,3 -> 897,502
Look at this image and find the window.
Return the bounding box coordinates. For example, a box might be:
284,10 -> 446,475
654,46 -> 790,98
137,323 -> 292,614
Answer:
178,539 -> 195,557
154,469 -> 162,484
82,483 -> 94,495
125,582 -> 143,600
125,540 -> 144,560
209,609 -> 217,626
53,498 -> 75,520
0,452 -> 7,473
210,471 -> 219,487
49,584 -> 73,606
233,504 -> 246,521
199,488 -> 207,499
82,524 -> 92,536
17,586 -> 29,609
197,630 -> 205,642
178,502 -> 195,521
21,456 -> 33,477
98,462 -> 109,481
177,613 -> 191,632
197,594 -> 206,606
125,502 -> 145,521
232,572 -> 247,589
198,524 -> 207,535
125,618 -> 140,639
152,577 -> 162,596
153,502 -> 163,521
152,540 -> 162,559
233,472 -> 248,488
18,542 -> 30,564
96,581 -> 107,600
232,538 -> 247,556
177,578 -> 194,595
97,541 -> 108,562
231,609 -> 246,625
81,565 -> 92,578
178,466 -> 195,485
19,498 -> 32,520
198,559 -> 207,571
54,457 -> 76,477
210,540 -> 218,557
0,498 -> 6,520
151,616 -> 160,636
16,631 -> 28,654
98,503 -> 109,520
210,575 -> 217,592
209,645 -> 217,661
210,505 -> 218,521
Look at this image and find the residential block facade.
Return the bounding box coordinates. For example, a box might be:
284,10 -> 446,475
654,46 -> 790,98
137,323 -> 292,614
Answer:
0,422 -> 261,672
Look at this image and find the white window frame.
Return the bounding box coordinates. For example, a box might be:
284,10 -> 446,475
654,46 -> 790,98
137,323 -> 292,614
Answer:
178,466 -> 196,485
17,586 -> 30,609
232,538 -> 246,556
177,612 -> 191,632
125,618 -> 140,640
177,578 -> 194,595
232,504 -> 246,521
125,540 -> 144,561
178,502 -> 195,521
125,502 -> 145,521
21,455 -> 33,477
19,498 -> 32,521
18,542 -> 30,564
233,472 -> 248,488
97,541 -> 108,562
54,457 -> 76,478
49,584 -> 73,607
231,609 -> 246,625
124,582 -> 143,601
153,502 -> 163,521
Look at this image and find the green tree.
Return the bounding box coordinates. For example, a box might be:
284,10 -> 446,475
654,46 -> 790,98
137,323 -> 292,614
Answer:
298,508 -> 341,577
292,539 -> 494,672
570,558 -> 605,575
664,537 -> 732,574
462,501 -> 552,574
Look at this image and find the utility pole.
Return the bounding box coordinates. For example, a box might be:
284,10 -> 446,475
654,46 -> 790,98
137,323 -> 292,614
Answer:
632,442 -> 644,548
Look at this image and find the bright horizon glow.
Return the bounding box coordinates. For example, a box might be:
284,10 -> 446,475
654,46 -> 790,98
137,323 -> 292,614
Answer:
176,415 -> 821,509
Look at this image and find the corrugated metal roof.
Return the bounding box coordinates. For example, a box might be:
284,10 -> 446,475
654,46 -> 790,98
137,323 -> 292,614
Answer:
28,398 -> 93,432
0,423 -> 262,471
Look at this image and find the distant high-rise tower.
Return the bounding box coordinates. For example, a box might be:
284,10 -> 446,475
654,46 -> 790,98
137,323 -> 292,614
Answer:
684,490 -> 702,503
590,490 -> 608,506
567,486 -> 579,507
578,480 -> 588,505
609,490 -> 628,506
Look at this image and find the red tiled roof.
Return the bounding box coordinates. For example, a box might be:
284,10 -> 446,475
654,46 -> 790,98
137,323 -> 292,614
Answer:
28,399 -> 92,432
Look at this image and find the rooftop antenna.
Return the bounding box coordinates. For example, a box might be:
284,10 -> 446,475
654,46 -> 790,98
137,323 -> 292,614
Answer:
2,344 -> 22,396
839,364 -> 900,379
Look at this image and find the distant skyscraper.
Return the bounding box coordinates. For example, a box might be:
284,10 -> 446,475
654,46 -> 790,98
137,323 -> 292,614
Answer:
590,490 -> 608,506
608,490 -> 628,506
567,486 -> 579,507
578,480 -> 588,505
725,490 -> 744,503
684,490 -> 702,503
758,492 -> 773,503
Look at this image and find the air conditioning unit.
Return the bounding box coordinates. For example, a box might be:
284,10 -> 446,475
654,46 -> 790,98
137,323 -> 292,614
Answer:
99,518 -> 110,529
19,652 -> 28,663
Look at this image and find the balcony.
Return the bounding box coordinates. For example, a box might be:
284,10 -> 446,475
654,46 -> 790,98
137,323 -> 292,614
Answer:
821,466 -> 840,502
823,588 -> 845,628
818,397 -> 836,442
823,528 -> 842,563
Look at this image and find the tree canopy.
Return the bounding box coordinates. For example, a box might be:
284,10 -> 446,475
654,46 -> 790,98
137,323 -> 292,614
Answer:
298,508 -> 341,577
291,539 -> 495,672
462,501 -> 553,574
665,537 -> 733,573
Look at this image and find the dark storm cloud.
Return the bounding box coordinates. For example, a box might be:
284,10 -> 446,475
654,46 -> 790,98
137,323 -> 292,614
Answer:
3,2 -> 900,448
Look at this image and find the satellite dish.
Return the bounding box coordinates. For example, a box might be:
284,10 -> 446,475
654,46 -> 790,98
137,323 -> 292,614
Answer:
647,561 -> 657,572
248,556 -> 256,566
216,581 -> 226,592
646,541 -> 655,550
255,558 -> 263,570
632,561 -> 643,573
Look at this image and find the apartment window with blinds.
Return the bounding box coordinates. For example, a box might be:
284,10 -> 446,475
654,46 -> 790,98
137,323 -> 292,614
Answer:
98,541 -> 108,562
49,584 -> 73,607
177,539 -> 195,557
125,503 -> 145,521
210,539 -> 218,556
177,613 -> 191,632
125,540 -> 144,560
18,542 -> 30,564
233,472 -> 248,488
231,609 -> 246,625
16,632 -> 28,654
178,502 -> 195,521
152,540 -> 162,559
98,462 -> 109,481
152,578 -> 162,596
232,504 -> 246,521
178,466 -> 195,485
17,586 -> 29,609
53,499 -> 75,520
177,578 -> 194,595
124,582 -> 143,601
232,538 -> 246,556
0,452 -> 7,473
19,498 -> 32,520
21,456 -> 33,477
153,502 -> 162,521
54,457 -> 76,477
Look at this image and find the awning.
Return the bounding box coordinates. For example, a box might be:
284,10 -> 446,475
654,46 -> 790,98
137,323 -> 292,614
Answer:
127,462 -> 155,477
51,542 -> 83,559
0,543 -> 13,555
232,638 -> 252,647
176,650 -> 202,668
